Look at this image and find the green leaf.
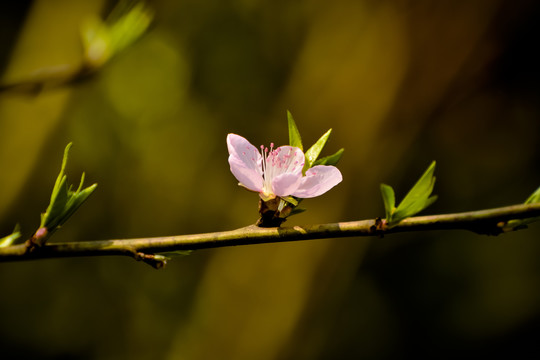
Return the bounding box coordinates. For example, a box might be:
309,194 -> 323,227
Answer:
40,143 -> 98,233
41,176 -> 68,229
108,2 -> 154,55
313,148 -> 344,167
53,142 -> 72,196
0,224 -> 21,248
385,161 -> 437,227
41,143 -> 73,228
280,196 -> 299,206
80,2 -> 153,69
80,16 -> 111,68
525,185 -> 540,204
380,184 -> 396,221
398,161 -> 436,209
504,185 -> 540,231
392,195 -> 437,223
304,129 -> 332,170
58,183 -> 98,228
287,111 -> 303,151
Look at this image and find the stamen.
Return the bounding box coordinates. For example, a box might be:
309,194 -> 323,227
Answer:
260,145 -> 266,176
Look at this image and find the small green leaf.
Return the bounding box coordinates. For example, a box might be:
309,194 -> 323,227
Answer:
304,129 -> 332,170
280,196 -> 299,206
80,2 -> 153,69
525,185 -> 540,204
41,142 -> 72,229
58,183 -> 98,228
287,111 -> 303,151
52,142 -> 72,197
423,195 -> 438,210
108,2 -> 154,55
42,176 -> 69,229
313,148 -> 344,167
0,224 -> 21,248
504,185 -> 540,231
80,16 -> 111,68
393,195 -> 437,223
384,161 -> 437,227
40,143 -> 98,233
380,184 -> 396,221
397,162 -> 436,210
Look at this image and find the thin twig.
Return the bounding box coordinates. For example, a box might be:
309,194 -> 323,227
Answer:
0,65 -> 94,95
1,202 -> 539,268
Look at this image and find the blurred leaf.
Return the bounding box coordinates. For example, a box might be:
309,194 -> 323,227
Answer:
281,196 -> 299,206
524,185 -> 540,204
384,161 -> 437,227
156,250 -> 193,259
380,184 -> 395,221
287,111 -> 303,151
304,129 -> 332,170
80,16 -> 111,68
80,2 -> 153,69
313,148 -> 344,167
40,143 -> 98,234
108,2 -> 153,55
504,185 -> 540,231
0,224 -> 21,248
289,207 -> 307,216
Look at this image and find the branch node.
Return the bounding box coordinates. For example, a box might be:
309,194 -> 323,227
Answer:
134,252 -> 167,270
370,217 -> 386,237
467,221 -> 505,236
24,227 -> 49,253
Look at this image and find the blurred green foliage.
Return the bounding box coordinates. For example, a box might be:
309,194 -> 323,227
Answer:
0,224 -> 21,248
80,2 -> 153,69
2,0 -> 540,359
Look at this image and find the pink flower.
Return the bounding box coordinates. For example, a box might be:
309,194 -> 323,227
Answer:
227,134 -> 342,201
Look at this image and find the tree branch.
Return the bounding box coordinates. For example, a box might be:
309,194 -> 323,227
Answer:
0,66 -> 94,95
1,202 -> 540,268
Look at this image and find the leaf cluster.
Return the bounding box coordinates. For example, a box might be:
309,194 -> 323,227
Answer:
40,143 -> 97,234
287,111 -> 344,172
380,161 -> 437,227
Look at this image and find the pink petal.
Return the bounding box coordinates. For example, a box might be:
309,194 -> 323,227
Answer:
227,134 -> 263,192
228,155 -> 264,192
291,165 -> 343,198
268,146 -> 305,177
227,134 -> 262,172
271,173 -> 302,197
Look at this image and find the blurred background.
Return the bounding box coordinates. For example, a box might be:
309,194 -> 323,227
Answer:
1,0 -> 540,358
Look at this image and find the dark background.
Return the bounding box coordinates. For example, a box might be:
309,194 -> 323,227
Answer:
1,0 -> 540,359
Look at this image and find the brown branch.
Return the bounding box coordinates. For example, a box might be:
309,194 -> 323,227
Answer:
1,202 -> 540,268
0,65 -> 95,96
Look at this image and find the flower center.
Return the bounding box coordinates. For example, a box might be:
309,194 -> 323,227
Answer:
259,143 -> 303,198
